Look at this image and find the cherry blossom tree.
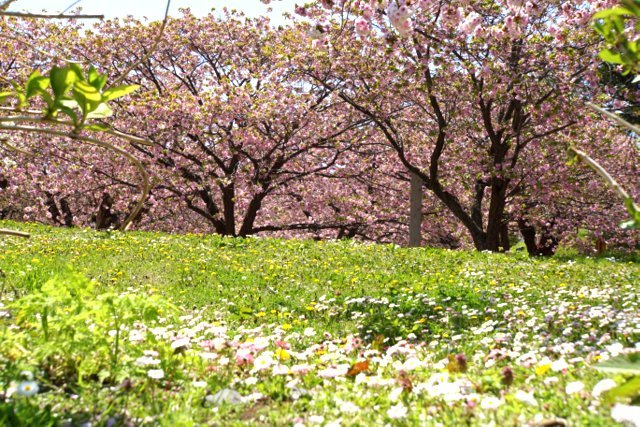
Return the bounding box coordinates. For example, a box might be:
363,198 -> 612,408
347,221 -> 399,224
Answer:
69,12 -> 404,237
1,2 -> 637,252
293,0 -> 633,252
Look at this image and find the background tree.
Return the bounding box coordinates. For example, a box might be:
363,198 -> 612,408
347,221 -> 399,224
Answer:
297,0 -> 633,252
0,1 -> 172,235
67,12 -> 404,237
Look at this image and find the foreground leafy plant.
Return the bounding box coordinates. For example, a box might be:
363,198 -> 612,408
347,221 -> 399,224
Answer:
593,0 -> 640,77
2,65 -> 139,126
2,271 -> 178,389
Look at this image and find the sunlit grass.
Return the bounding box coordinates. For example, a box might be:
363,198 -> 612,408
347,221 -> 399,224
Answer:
0,221 -> 638,426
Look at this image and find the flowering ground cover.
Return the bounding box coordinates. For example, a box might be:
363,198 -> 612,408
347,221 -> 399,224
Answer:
0,221 -> 638,426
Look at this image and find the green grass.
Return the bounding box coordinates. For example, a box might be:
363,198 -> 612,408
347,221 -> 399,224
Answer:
0,220 -> 638,426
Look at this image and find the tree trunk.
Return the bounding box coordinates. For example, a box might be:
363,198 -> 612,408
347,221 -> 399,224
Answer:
517,218 -> 558,257
0,176 -> 9,219
197,188 -> 226,235
95,192 -> 118,230
44,192 -> 62,225
221,184 -> 236,236
239,192 -> 267,237
484,178 -> 508,252
518,218 -> 538,255
60,198 -> 74,227
500,222 -> 511,252
409,172 -> 423,247
537,229 -> 559,256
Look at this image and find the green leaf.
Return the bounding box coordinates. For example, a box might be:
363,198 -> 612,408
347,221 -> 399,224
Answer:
509,241 -> 528,254
86,123 -> 110,132
102,84 -> 140,102
599,49 -> 624,64
15,93 -> 26,108
69,63 -> 85,81
97,369 -> 112,383
26,77 -> 50,99
58,105 -> 79,125
623,0 -> 640,15
0,91 -> 16,103
71,93 -> 89,119
88,65 -> 99,84
595,353 -> 640,374
50,66 -> 79,99
623,197 -> 640,219
86,102 -> 113,119
612,16 -> 626,33
88,65 -> 108,91
593,7 -> 633,20
95,75 -> 108,91
73,81 -> 102,102
237,306 -> 253,319
25,71 -> 50,99
26,70 -> 41,81
40,91 -> 54,111
59,99 -> 80,110
142,304 -> 160,322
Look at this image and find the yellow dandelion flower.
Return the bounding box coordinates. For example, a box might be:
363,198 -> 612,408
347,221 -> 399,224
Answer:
275,348 -> 290,361
535,364 -> 551,376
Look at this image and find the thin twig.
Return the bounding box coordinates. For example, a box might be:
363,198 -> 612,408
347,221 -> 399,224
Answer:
0,11 -> 103,19
569,146 -> 638,211
112,0 -> 171,86
0,138 -> 35,156
0,1 -> 17,12
587,102 -> 640,135
0,33 -> 87,64
0,116 -> 154,146
0,229 -> 30,238
62,0 -> 82,14
0,107 -> 42,115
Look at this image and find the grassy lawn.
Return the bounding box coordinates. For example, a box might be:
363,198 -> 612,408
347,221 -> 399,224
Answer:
0,220 -> 638,426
